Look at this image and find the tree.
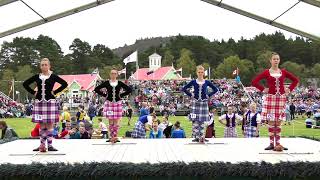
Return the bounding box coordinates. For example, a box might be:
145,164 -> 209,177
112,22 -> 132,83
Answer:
14,65 -> 34,101
0,69 -> 15,96
35,35 -> 64,66
69,38 -> 92,73
255,50 -> 273,72
163,50 -> 174,67
311,63 -> 320,78
0,37 -> 39,71
214,55 -> 255,85
281,61 -> 306,80
177,48 -> 196,78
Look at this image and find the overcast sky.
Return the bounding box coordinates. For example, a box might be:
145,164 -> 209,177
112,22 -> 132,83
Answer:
0,0 -> 319,54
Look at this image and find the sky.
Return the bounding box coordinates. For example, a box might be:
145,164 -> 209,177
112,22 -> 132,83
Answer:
0,0 -> 319,54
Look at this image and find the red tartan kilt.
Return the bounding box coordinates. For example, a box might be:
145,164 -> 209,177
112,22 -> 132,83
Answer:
261,94 -> 286,122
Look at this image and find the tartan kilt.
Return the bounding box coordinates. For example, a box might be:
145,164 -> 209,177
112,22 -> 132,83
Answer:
103,100 -> 122,120
188,100 -> 209,123
32,99 -> 59,123
131,121 -> 146,138
224,127 -> 237,138
243,126 -> 258,138
261,94 -> 286,122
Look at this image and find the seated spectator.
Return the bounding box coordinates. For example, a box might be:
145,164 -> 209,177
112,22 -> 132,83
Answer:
98,118 -> 108,139
149,119 -> 163,139
52,123 -> 60,138
69,127 -> 80,139
0,120 -> 19,144
79,126 -> 90,139
314,109 -> 320,126
159,116 -> 172,133
31,123 -> 40,138
70,116 -> 78,129
305,115 -> 314,128
58,121 -> 72,139
171,121 -> 186,138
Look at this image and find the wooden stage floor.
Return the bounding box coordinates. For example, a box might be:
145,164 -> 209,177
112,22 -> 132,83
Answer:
0,138 -> 319,165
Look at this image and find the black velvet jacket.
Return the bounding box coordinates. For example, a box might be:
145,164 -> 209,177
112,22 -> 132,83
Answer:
94,80 -> 132,102
23,74 -> 68,100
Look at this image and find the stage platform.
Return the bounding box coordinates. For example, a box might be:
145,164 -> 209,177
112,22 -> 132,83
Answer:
1,137 -> 319,165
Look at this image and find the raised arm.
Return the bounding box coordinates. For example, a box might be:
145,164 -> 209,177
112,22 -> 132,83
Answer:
119,81 -> 132,98
251,70 -> 267,92
207,80 -> 219,97
182,80 -> 194,97
23,75 -> 38,95
53,74 -> 68,95
94,81 -> 108,97
284,69 -> 299,92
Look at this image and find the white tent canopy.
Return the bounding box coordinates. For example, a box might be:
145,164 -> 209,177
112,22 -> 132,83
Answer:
0,0 -> 319,46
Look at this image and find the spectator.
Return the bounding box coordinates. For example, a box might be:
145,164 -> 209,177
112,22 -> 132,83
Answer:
126,103 -> 133,126
60,106 -> 71,132
52,123 -> 60,138
139,102 -> 149,117
289,102 -> 296,120
314,109 -> 320,126
88,103 -> 96,123
58,121 -> 72,139
98,118 -> 108,139
79,126 -> 90,139
171,121 -> 186,138
0,120 -> 19,144
31,123 -> 40,138
149,119 -> 162,139
76,106 -> 86,123
305,115 -> 313,128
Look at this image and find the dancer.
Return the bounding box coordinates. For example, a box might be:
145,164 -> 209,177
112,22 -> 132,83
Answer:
252,52 -> 299,151
242,102 -> 261,138
182,65 -> 218,143
94,68 -> 132,143
23,58 -> 68,152
219,105 -> 243,138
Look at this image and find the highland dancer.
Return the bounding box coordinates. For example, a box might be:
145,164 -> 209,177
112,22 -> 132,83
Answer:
242,102 -> 261,138
94,68 -> 132,143
23,58 -> 68,152
182,65 -> 218,143
252,52 -> 299,151
219,105 -> 243,138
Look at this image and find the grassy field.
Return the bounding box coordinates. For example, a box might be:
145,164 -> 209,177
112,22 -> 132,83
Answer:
3,115 -> 320,139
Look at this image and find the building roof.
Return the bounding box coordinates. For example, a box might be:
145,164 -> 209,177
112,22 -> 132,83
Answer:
148,53 -> 161,58
132,66 -> 182,80
53,74 -> 101,91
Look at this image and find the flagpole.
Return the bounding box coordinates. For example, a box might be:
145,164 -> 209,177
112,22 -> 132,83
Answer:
136,50 -> 139,81
12,79 -> 15,100
125,67 -> 127,80
209,66 -> 211,80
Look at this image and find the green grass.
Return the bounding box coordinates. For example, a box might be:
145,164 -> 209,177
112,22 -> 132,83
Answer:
3,116 -> 320,138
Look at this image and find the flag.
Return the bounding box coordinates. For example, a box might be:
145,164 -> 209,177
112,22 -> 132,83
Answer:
8,81 -> 13,95
147,71 -> 154,75
205,70 -> 208,77
91,68 -> 99,76
176,68 -> 182,72
118,68 -> 126,75
123,51 -> 138,65
232,67 -> 239,76
15,91 -> 20,94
